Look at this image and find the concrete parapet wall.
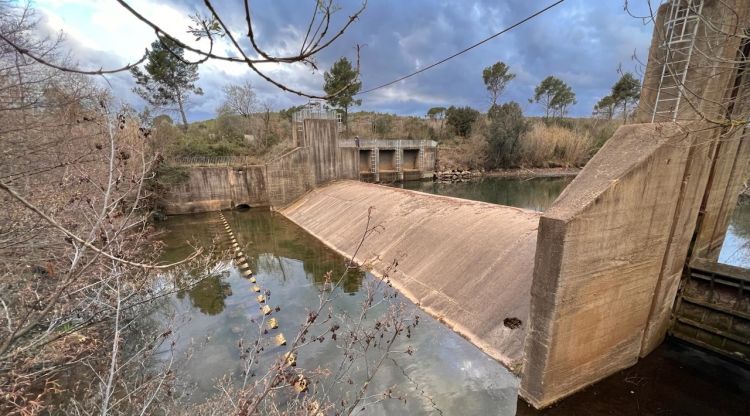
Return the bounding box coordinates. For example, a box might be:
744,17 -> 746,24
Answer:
281,180 -> 540,371
163,166 -> 268,214
521,122 -> 720,407
163,119 -> 359,213
265,148 -> 314,207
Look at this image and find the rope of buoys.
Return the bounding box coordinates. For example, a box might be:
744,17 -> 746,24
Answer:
219,213 -> 289,363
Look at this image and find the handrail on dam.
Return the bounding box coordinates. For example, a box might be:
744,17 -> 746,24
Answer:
168,155 -> 262,167
338,138 -> 438,149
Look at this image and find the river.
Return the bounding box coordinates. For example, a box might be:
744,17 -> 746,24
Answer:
156,176 -> 750,415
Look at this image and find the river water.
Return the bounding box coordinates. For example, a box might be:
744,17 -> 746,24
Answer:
156,176 -> 750,415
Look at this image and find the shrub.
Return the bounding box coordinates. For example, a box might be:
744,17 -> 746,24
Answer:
485,102 -> 528,169
521,122 -> 592,167
445,106 -> 480,137
372,114 -> 393,138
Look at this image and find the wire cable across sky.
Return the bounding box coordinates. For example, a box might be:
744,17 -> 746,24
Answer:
356,0 -> 566,96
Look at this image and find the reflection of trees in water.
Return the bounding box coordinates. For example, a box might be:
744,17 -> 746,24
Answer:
176,275 -> 232,316
729,197 -> 750,240
227,210 -> 365,293
402,177 -> 573,211
163,209 -> 366,316
724,198 -> 750,264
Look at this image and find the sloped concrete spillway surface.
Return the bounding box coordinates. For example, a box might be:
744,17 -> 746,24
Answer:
281,180 -> 539,371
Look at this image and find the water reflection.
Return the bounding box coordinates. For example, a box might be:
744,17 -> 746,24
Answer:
156,209 -> 518,415
394,176 -> 574,211
176,275 -> 232,315
718,197 -> 750,267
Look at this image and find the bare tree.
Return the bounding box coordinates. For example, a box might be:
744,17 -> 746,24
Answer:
218,81 -> 259,118
0,0 -> 367,99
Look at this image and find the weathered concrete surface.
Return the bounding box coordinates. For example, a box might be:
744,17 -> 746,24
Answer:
521,122 -> 718,408
636,1 -> 750,123
281,180 -> 540,370
163,119 -> 359,214
164,166 -> 269,214
638,123 -> 718,357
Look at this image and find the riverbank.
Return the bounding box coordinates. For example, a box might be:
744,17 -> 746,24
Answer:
434,167 -> 580,182
483,167 -> 581,178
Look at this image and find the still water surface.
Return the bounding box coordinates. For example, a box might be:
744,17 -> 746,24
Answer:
158,209 -> 518,414
157,176 -> 750,415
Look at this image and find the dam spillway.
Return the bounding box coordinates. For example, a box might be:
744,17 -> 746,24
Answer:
281,180 -> 540,371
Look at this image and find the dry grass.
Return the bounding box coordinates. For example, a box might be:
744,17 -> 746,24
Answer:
520,122 -> 593,168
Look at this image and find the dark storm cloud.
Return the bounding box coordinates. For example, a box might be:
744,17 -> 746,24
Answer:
39,0 -> 654,120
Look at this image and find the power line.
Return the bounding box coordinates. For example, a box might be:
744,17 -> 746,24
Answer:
356,0 -> 566,95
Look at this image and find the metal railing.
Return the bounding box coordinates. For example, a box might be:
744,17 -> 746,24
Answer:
168,155 -> 262,167
339,138 -> 438,149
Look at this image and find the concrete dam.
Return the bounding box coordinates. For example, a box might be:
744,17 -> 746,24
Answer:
163,0 -> 750,409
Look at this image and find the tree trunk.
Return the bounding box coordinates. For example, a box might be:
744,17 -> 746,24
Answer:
177,94 -> 188,131
344,106 -> 349,138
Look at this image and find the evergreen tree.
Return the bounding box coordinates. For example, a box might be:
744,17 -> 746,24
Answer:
611,72 -> 641,122
482,61 -> 516,107
593,95 -> 617,119
323,57 -> 362,134
533,76 -> 576,118
130,37 -> 203,130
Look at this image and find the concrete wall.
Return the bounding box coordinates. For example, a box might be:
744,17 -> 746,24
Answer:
403,149 -> 419,170
265,148 -> 314,207
636,1 -> 750,123
282,181 -> 540,371
163,119 -> 358,213
163,166 -> 269,214
521,122 -> 722,408
693,125 -> 750,260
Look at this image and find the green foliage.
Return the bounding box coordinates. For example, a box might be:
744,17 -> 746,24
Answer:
153,114 -> 174,125
323,57 -> 362,124
280,105 -> 304,121
372,114 -> 393,138
130,37 -> 203,128
592,95 -> 617,119
427,106 -> 446,119
532,76 -> 576,118
610,72 -> 641,122
445,106 -> 480,137
482,61 -> 516,106
484,102 -> 528,168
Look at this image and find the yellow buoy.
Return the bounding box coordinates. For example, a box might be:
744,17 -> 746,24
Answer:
275,333 -> 287,346
241,270 -> 253,277
284,351 -> 297,367
293,375 -> 308,393
239,263 -> 250,270
261,305 -> 272,315
249,277 -> 256,283
267,317 -> 278,329
252,285 -> 261,292
256,294 -> 266,303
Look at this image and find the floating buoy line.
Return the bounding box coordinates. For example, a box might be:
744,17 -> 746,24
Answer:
218,213 -> 291,356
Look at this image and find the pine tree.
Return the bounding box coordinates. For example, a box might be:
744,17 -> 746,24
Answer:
323,57 -> 361,134
130,37 -> 203,130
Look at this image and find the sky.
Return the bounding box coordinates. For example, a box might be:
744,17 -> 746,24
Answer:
33,0 -> 657,121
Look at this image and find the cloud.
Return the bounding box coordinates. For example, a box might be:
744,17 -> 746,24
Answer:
33,0 -> 654,120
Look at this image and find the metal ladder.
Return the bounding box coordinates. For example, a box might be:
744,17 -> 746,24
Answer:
651,0 -> 703,122
370,149 -> 377,173
419,140 -> 426,171
394,140 -> 402,172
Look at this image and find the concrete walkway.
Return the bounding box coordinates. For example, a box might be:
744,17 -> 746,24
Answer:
281,180 -> 540,371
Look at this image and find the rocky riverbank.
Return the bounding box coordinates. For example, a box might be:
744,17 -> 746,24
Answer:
434,167 -> 580,183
